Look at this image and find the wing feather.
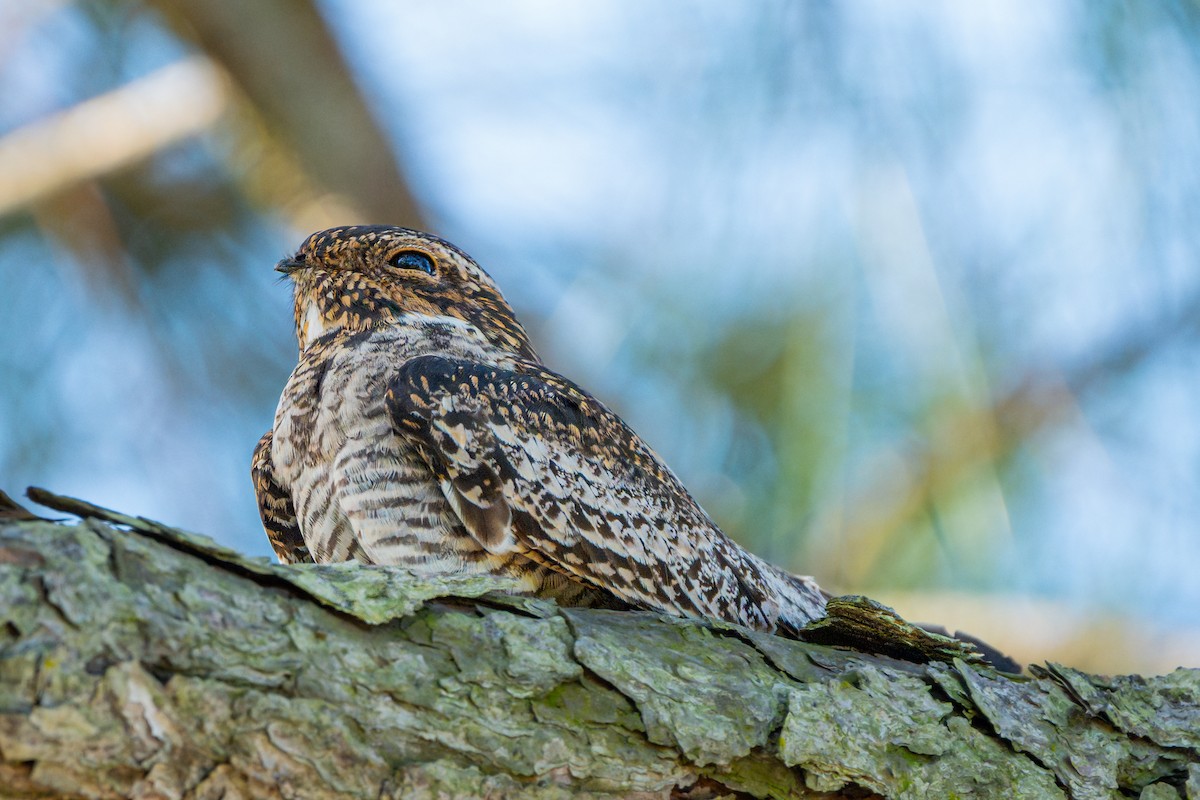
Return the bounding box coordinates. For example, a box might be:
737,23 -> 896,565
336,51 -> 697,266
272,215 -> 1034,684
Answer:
385,355 -> 826,633
251,430 -> 314,564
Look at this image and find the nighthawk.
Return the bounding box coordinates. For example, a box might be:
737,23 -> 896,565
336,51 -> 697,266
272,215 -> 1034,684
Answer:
253,226 -> 828,636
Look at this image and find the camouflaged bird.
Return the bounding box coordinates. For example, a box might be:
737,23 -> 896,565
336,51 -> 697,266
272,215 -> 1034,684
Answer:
253,225 -> 828,635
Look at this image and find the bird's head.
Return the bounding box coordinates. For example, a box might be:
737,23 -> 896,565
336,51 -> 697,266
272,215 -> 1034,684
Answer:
276,225 -> 536,358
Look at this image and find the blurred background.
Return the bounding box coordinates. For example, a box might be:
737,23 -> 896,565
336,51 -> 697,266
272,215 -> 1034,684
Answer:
2,0 -> 1198,674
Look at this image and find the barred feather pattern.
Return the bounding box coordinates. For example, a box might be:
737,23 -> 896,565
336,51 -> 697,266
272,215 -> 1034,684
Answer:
265,325 -> 605,606
255,225 -> 827,634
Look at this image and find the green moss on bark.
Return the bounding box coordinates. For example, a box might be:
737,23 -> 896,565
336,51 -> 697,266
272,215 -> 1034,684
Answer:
1,495 -> 1198,799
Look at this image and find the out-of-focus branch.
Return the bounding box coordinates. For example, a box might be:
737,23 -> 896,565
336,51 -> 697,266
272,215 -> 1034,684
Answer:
1,0 -> 426,233
819,293 -> 1200,588
0,57 -> 227,217
145,0 -> 425,229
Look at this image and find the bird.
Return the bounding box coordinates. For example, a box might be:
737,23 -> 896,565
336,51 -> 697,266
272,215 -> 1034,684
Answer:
253,225 -> 828,636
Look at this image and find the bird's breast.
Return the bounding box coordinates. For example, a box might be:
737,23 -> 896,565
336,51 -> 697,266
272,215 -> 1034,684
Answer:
270,322 -> 520,568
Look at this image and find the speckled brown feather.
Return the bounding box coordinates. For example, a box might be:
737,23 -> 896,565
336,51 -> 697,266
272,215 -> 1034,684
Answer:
255,225 -> 827,634
385,355 -> 828,633
282,225 -> 537,360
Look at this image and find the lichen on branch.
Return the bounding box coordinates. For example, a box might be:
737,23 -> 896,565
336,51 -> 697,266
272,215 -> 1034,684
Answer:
0,491 -> 1197,799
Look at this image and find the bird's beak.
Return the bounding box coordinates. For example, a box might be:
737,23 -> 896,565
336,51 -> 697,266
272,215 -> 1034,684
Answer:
275,257 -> 306,275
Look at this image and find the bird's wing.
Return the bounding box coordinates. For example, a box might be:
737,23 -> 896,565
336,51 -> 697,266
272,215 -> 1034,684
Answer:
252,430 -> 313,565
385,355 -> 825,633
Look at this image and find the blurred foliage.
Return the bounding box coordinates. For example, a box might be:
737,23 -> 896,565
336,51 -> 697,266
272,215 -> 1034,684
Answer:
1,0 -> 1199,673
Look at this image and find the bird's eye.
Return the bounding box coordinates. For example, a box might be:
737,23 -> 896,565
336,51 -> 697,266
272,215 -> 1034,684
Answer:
387,250 -> 435,275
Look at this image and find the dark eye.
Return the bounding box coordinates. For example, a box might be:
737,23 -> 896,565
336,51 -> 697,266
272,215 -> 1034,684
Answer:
387,250 -> 435,275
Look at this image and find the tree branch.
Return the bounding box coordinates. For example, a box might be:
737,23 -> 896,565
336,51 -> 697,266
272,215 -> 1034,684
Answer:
1,492 -> 1197,799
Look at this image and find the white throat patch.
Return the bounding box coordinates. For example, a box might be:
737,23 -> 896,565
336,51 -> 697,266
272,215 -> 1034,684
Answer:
300,300 -> 328,349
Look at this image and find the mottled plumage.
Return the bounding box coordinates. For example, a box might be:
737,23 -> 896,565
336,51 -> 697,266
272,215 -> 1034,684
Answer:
255,225 -> 827,635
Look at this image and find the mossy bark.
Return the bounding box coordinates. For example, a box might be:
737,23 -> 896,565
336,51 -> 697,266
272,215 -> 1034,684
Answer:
0,493 -> 1197,799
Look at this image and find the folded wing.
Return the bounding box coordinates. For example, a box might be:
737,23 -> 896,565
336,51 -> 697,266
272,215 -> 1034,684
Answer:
385,355 -> 826,634
252,430 -> 313,565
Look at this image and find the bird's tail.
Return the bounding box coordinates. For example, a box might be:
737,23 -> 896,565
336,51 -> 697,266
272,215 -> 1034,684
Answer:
762,564 -> 829,637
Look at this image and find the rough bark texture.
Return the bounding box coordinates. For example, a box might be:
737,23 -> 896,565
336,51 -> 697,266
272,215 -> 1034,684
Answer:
0,492 -> 1197,800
